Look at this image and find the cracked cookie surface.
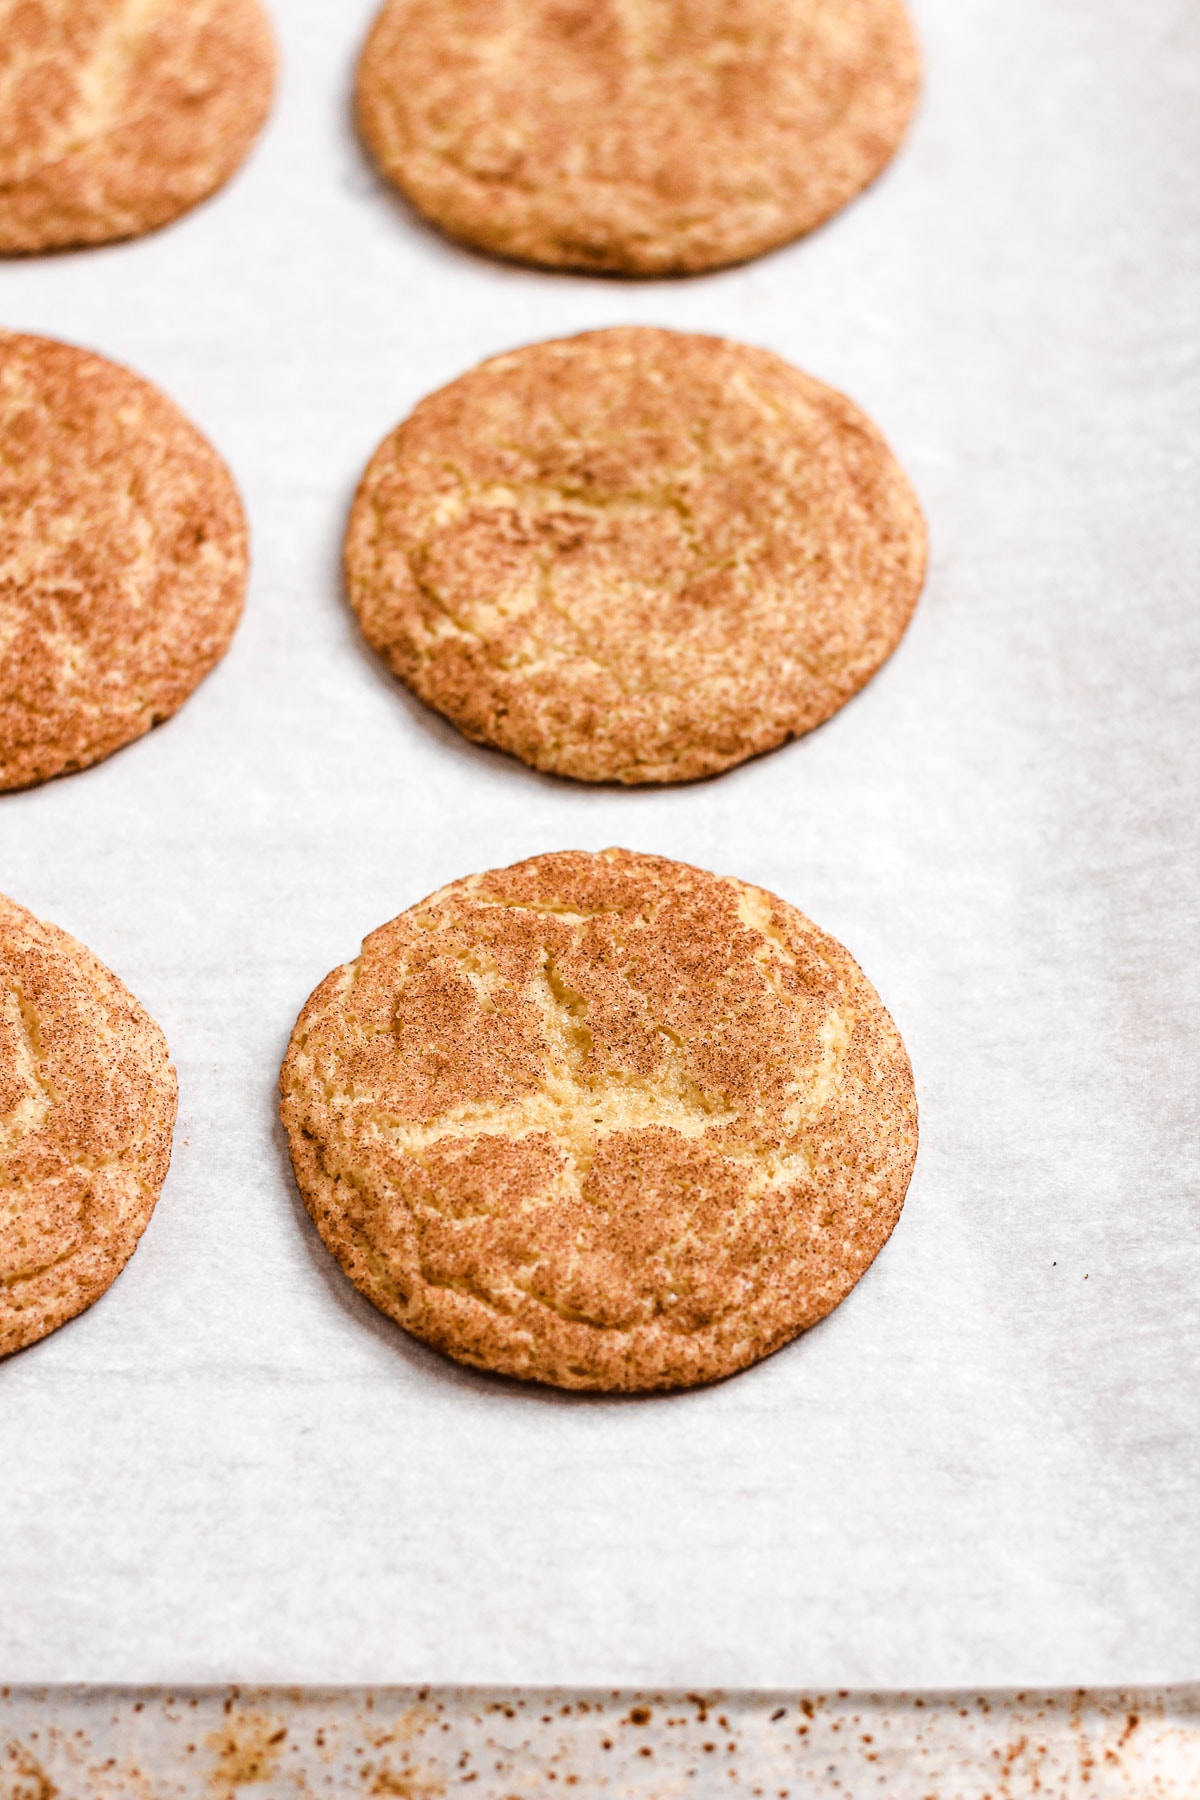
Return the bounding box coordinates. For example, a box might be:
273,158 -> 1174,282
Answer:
0,0 -> 276,253
0,330 -> 249,790
0,891 -> 177,1357
280,849 -> 917,1391
345,327 -> 926,785
356,0 -> 918,275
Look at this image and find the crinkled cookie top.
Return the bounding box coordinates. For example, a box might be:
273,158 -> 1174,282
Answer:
0,0 -> 275,252
0,891 -> 177,1357
281,849 -> 917,1391
0,330 -> 248,789
357,0 -> 919,274
346,327 -> 926,785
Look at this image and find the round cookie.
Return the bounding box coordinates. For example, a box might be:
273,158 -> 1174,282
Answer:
0,0 -> 276,255
345,327 -> 926,785
355,0 -> 919,276
280,849 -> 917,1392
0,892 -> 177,1357
0,330 -> 249,791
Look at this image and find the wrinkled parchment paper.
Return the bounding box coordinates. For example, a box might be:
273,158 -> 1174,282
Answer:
0,0 -> 1196,1688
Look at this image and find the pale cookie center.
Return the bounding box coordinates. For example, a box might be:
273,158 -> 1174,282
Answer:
366,902 -> 853,1200
377,947 -> 739,1175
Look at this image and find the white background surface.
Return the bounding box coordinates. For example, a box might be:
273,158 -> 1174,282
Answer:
0,0 -> 1197,1688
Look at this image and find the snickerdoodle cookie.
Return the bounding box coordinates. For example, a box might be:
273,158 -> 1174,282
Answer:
281,850 -> 917,1392
0,330 -> 249,790
356,0 -> 919,275
345,328 -> 926,785
0,892 -> 177,1357
0,0 -> 276,254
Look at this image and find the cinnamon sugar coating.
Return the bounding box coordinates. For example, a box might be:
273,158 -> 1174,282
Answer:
356,0 -> 919,275
281,850 -> 917,1392
0,330 -> 248,790
0,0 -> 276,254
0,892 -> 177,1357
345,328 -> 926,785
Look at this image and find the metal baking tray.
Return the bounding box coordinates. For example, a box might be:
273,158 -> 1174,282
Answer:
4,1686 -> 1200,1796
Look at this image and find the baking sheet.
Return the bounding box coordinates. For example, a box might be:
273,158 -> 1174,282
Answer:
0,0 -> 1197,1690
5,1686 -> 1200,1798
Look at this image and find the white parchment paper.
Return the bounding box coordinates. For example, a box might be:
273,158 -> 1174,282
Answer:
0,0 -> 1197,1689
